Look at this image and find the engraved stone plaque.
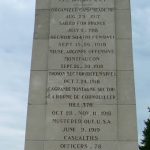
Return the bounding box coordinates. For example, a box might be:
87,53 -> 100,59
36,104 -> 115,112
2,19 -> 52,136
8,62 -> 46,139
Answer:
25,0 -> 138,150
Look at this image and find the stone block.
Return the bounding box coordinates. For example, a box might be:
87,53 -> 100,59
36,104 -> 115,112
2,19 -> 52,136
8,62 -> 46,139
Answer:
36,0 -> 50,9
118,141 -> 138,150
26,105 -> 46,140
116,10 -> 132,39
25,141 -> 44,150
116,0 -> 130,9
117,39 -> 133,70
118,105 -> 138,140
117,71 -> 136,104
28,71 -> 47,104
31,39 -> 49,70
45,104 -> 117,140
34,10 -> 50,39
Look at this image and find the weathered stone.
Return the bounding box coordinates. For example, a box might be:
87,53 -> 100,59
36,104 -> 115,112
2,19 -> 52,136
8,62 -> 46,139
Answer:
25,0 -> 138,150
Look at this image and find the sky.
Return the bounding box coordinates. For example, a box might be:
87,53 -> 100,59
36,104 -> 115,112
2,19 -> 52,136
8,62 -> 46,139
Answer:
0,0 -> 150,149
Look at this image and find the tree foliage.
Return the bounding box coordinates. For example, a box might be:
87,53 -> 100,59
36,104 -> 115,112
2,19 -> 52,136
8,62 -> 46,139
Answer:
139,107 -> 150,150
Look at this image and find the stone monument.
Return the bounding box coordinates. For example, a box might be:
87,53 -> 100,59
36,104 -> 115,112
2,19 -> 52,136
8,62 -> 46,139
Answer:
25,0 -> 138,150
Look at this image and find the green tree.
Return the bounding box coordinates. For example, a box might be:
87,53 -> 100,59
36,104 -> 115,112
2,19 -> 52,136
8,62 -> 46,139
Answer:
139,107 -> 150,150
